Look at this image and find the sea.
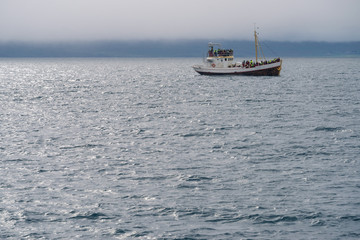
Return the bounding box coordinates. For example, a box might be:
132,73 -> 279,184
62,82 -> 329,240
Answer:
0,57 -> 359,239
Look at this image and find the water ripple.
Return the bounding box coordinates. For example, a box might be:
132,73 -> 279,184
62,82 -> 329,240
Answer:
0,58 -> 359,239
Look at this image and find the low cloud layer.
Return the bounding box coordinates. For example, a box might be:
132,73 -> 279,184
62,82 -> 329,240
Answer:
1,0 -> 359,42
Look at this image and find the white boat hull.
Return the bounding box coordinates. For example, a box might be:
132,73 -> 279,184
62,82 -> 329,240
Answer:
193,60 -> 282,76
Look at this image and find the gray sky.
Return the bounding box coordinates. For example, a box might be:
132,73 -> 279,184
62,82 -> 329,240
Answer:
1,0 -> 359,42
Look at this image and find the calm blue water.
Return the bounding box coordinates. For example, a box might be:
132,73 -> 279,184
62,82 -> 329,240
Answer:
0,58 -> 359,239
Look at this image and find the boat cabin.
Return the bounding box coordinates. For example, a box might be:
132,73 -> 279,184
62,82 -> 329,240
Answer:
206,42 -> 234,68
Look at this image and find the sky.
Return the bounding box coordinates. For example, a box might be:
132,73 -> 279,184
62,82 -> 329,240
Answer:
1,0 -> 360,42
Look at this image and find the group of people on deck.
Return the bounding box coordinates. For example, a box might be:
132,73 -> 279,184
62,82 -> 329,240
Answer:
240,58 -> 281,68
208,47 -> 233,57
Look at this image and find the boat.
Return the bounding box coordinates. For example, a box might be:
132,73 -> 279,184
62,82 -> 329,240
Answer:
192,29 -> 282,76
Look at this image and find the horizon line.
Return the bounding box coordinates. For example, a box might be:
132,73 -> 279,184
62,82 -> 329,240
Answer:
1,39 -> 360,44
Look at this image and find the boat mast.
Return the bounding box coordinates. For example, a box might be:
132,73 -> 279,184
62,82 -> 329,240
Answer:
254,25 -> 258,62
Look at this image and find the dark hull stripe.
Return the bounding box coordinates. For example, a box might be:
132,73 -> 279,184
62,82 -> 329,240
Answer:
195,65 -> 281,76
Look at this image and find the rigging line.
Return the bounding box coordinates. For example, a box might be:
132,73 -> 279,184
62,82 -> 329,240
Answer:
259,37 -> 279,57
257,37 -> 267,61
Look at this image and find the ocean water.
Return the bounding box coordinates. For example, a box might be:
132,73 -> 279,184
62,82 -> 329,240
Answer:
0,57 -> 359,239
